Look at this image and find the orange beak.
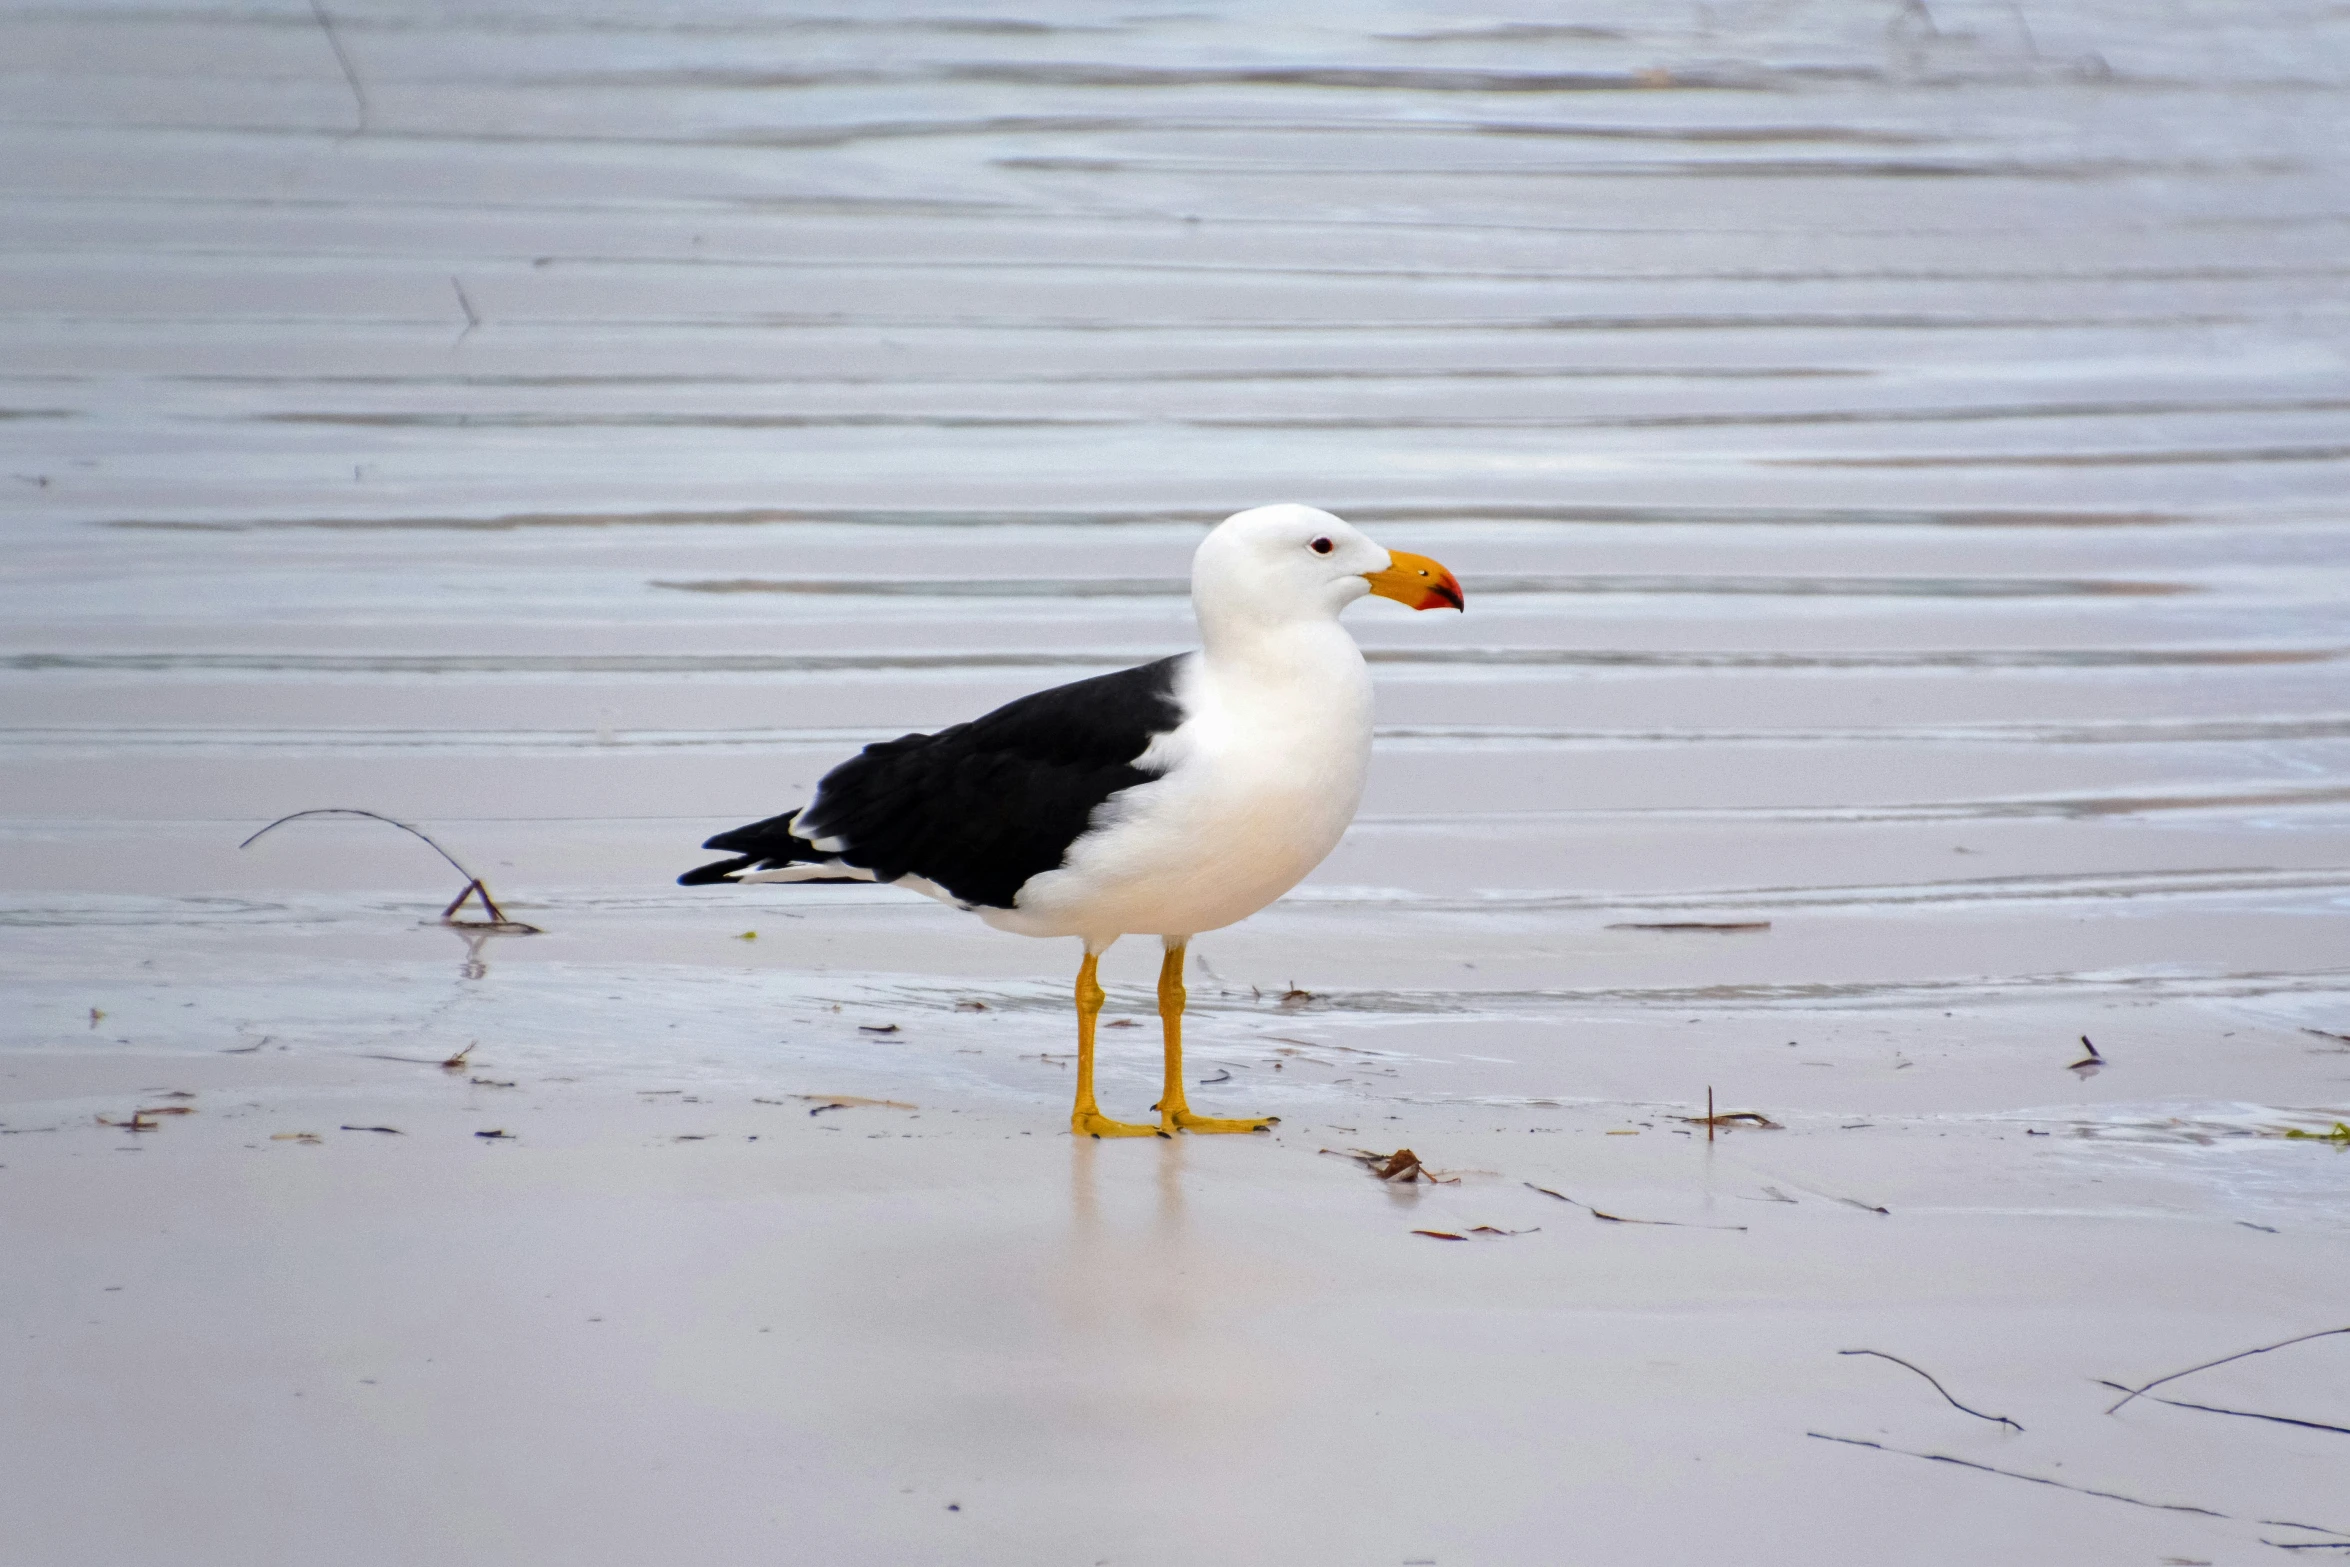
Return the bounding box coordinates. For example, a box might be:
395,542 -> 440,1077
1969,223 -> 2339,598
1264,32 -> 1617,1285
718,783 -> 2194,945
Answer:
1363,550 -> 1464,612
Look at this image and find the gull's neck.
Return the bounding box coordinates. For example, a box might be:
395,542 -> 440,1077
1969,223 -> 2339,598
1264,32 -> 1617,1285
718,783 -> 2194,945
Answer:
1191,599 -> 1371,734
1197,597 -> 1360,677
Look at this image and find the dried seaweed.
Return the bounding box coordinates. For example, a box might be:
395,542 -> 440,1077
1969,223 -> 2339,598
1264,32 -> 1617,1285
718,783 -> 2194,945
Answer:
2091,1381 -> 2350,1437
1324,1147 -> 1457,1183
1675,1107 -> 1783,1133
1840,1348 -> 2022,1430
239,810 -> 541,933
795,1094 -> 917,1116
2105,1326 -> 2350,1415
305,0 -> 368,132
1812,1432 -> 2220,1521
1524,1183 -> 1746,1230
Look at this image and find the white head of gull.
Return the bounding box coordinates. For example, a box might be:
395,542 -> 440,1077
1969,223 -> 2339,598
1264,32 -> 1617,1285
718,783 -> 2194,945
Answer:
682,503 -> 1463,1138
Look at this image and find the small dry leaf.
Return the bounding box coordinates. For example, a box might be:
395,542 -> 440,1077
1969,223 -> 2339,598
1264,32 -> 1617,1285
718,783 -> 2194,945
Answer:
474,1128 -> 515,1140
1412,1229 -> 1467,1241
1325,1147 -> 1459,1184
1104,1018 -> 1139,1028
271,1131 -> 322,1144
858,1023 -> 900,1035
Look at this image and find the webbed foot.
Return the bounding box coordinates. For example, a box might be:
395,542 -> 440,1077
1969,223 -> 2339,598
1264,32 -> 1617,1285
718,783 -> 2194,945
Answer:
1072,1108 -> 1165,1139
1165,1110 -> 1278,1135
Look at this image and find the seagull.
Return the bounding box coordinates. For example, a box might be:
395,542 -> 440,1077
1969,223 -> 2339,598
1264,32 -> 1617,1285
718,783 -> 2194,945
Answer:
680,504 -> 1463,1138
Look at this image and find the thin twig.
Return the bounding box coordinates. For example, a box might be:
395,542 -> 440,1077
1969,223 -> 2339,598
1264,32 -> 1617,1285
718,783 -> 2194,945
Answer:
2105,1326 -> 2350,1415
243,808 -> 473,878
1840,1349 -> 2022,1430
1523,1183 -> 1745,1230
307,0 -> 368,132
2092,1381 -> 2350,1437
1809,1432 -> 2215,1521
451,277 -> 481,343
240,808 -> 539,932
1817,1432 -> 2350,1545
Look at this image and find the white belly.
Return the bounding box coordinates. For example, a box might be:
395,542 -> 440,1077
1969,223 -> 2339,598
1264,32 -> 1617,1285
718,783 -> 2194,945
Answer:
984,635 -> 1374,943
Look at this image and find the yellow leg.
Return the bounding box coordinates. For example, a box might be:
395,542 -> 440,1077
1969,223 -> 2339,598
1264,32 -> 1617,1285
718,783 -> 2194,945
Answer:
1070,952 -> 1158,1139
1156,942 -> 1277,1135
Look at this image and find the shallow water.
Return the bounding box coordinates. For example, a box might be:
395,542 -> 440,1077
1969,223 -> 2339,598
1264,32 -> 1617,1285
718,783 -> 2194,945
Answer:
3,4 -> 2349,1560
6,0 -> 2348,1038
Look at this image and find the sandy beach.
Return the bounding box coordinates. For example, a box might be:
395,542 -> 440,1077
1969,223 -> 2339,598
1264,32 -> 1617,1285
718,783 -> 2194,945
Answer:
5,1 -> 2349,1562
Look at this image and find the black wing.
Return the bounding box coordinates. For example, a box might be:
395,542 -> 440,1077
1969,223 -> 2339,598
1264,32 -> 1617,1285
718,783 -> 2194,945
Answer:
678,655 -> 1187,909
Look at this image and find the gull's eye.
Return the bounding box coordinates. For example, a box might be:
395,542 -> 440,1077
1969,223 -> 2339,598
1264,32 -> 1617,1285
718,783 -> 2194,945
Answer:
1309,536 -> 1334,555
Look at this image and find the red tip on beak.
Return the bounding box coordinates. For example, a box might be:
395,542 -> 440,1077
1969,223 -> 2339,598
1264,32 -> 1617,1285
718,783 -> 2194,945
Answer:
1364,551 -> 1465,611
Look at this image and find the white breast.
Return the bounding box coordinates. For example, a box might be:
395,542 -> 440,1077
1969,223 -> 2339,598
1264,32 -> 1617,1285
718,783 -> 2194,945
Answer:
985,630 -> 1374,943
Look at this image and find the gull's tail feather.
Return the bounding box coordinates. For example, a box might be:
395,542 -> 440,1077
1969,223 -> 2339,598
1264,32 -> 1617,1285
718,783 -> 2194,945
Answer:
678,808 -> 866,887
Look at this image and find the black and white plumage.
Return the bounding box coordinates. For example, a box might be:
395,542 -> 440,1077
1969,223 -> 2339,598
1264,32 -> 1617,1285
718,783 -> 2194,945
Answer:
681,503 -> 1462,1137
679,654 -> 1187,915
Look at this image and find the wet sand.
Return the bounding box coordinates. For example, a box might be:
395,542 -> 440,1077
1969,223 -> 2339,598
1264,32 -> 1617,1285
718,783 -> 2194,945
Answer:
4,2 -> 2349,1562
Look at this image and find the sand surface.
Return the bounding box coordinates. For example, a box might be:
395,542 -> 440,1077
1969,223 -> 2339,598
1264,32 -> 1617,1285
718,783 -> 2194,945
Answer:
4,1 -> 2349,1562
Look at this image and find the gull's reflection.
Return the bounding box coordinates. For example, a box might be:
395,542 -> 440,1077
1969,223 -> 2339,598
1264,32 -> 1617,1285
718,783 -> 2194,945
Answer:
1062,1133 -> 1194,1341
450,923 -> 499,980
1067,1131 -> 1190,1246
1155,1131 -> 1188,1246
